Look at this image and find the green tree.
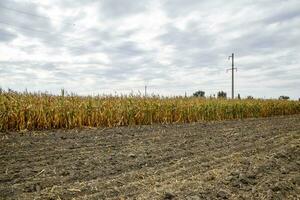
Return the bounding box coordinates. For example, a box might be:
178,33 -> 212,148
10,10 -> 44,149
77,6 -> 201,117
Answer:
279,96 -> 289,100
217,91 -> 227,99
193,90 -> 205,98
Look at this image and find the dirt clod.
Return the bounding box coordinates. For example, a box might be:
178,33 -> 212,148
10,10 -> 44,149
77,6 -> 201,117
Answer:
217,190 -> 229,199
163,192 -> 175,200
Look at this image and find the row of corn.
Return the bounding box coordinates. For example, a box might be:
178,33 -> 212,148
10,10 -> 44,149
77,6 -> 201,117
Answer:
1,91 -> 300,131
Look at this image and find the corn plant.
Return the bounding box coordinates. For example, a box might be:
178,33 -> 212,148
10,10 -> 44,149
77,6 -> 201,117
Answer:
1,90 -> 300,131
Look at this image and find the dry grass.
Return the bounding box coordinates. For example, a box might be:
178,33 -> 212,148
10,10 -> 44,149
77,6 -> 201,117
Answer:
1,90 -> 300,131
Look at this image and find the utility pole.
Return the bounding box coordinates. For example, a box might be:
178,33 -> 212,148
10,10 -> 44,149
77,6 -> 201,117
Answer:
144,85 -> 147,97
227,53 -> 237,99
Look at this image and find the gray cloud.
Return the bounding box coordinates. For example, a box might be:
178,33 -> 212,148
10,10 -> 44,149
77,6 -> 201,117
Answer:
0,0 -> 53,34
0,27 -> 16,42
98,0 -> 150,19
159,24 -> 215,50
262,2 -> 300,24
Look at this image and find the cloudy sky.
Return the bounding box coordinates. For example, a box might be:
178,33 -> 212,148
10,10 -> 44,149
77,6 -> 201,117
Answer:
0,0 -> 299,98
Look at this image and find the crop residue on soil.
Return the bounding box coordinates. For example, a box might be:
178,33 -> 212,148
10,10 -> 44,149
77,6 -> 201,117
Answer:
1,115 -> 300,199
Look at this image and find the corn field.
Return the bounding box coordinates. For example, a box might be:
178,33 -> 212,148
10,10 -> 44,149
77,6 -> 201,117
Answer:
1,90 -> 300,131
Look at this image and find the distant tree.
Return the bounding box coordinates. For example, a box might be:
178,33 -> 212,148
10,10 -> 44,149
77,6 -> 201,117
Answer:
237,93 -> 241,100
279,96 -> 290,100
8,88 -> 18,94
247,96 -> 254,100
217,91 -> 227,99
61,88 -> 65,97
193,90 -> 205,98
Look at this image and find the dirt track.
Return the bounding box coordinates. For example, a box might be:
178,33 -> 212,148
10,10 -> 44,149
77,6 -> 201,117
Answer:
1,115 -> 300,200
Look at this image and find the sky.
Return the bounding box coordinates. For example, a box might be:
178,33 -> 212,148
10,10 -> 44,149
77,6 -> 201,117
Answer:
0,0 -> 299,99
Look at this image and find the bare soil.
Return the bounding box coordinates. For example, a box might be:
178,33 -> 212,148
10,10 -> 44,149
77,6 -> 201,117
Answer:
1,115 -> 300,200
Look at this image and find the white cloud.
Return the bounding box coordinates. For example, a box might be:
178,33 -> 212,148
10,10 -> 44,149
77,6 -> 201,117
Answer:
0,0 -> 299,99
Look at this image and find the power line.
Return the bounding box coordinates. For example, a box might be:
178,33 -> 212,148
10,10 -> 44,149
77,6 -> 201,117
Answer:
0,20 -> 92,53
0,4 -> 75,25
0,5 -> 52,20
0,20 -> 117,58
0,20 -> 90,47
0,20 -> 55,34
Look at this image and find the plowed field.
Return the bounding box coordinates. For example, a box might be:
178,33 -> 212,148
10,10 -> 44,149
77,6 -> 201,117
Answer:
1,115 -> 299,199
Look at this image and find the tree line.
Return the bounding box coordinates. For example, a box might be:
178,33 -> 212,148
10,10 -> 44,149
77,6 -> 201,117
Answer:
192,90 -> 292,100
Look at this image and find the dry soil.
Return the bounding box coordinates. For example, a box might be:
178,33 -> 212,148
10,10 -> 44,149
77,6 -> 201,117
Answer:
1,115 -> 300,199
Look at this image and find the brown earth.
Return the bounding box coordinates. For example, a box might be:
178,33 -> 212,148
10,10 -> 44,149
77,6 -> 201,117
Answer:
0,115 -> 300,200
